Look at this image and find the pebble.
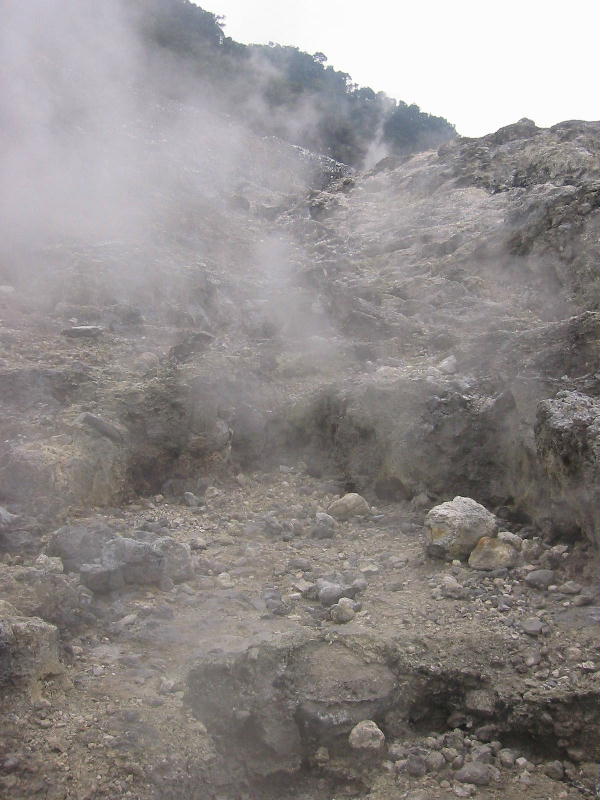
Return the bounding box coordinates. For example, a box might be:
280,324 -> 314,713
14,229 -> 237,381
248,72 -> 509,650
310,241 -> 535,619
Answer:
216,572 -> 235,589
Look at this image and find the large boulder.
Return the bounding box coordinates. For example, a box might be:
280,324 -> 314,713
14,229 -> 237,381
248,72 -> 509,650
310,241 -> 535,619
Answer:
0,611 -> 64,698
101,537 -> 164,585
151,537 -> 193,583
535,391 -> 600,546
425,497 -> 497,561
0,564 -> 88,629
47,523 -> 117,572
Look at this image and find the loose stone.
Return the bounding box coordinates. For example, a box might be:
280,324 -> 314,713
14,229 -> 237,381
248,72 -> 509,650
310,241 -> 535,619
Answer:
348,720 -> 385,750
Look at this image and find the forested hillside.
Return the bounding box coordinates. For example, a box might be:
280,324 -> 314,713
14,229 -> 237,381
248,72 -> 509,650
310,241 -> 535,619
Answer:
134,0 -> 456,165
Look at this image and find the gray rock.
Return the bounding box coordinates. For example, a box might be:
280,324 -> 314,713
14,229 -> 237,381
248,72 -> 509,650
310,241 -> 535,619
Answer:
317,581 -> 347,606
471,745 -> 493,763
425,750 -> 446,771
151,538 -> 193,583
521,617 -> 544,636
34,554 -> 64,573
0,506 -> 20,529
79,563 -> 125,594
0,614 -> 64,695
61,325 -> 103,338
468,536 -> 519,570
183,492 -> 201,507
311,511 -> 337,539
497,530 -> 523,550
327,493 -> 370,520
525,569 -> 555,589
0,564 -> 86,629
557,581 -> 582,595
454,762 -> 493,786
465,689 -> 496,715
440,575 -> 468,599
442,747 -> 459,762
348,720 -> 385,750
535,392 -> 600,547
101,537 -> 164,585
498,748 -> 516,767
330,597 -> 355,624
47,523 -> 116,572
406,754 -> 428,777
425,496 -> 497,561
543,760 -> 564,780
76,412 -> 124,444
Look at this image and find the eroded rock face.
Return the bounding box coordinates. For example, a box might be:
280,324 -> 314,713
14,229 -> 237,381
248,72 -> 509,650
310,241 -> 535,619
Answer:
185,636 -> 397,780
425,497 -> 497,561
0,614 -> 63,698
535,391 -> 600,546
0,564 -> 88,629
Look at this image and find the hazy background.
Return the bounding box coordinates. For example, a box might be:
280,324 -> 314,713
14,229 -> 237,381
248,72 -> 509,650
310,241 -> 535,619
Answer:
203,0 -> 600,136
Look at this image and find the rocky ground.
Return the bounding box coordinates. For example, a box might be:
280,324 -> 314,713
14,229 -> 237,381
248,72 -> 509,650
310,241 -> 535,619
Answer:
0,116 -> 599,799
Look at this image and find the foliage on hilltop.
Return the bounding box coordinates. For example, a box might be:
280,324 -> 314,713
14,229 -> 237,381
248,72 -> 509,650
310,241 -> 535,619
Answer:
135,0 -> 456,166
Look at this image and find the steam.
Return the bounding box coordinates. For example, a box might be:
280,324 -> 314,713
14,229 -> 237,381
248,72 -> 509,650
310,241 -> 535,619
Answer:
0,3 -> 314,296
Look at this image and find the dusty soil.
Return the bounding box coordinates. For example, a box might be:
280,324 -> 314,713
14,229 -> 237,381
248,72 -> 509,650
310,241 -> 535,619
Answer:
1,467 -> 599,799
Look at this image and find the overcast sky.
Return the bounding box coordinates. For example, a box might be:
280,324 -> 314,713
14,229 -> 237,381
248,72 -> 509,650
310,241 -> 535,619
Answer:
200,0 -> 600,137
